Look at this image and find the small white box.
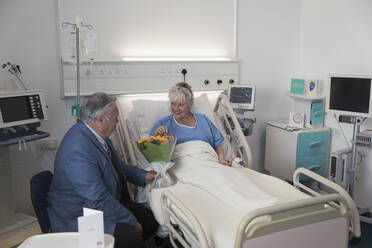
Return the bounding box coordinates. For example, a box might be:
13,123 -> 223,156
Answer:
289,112 -> 305,128
304,80 -> 320,97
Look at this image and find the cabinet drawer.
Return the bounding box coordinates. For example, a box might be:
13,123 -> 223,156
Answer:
296,154 -> 328,179
310,101 -> 324,126
297,131 -> 329,157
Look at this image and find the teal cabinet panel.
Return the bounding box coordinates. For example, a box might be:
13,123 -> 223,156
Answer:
310,101 -> 324,126
296,154 -> 328,180
297,131 -> 329,157
296,154 -> 328,176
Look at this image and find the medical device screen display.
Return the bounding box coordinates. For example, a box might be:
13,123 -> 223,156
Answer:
0,96 -> 33,123
329,77 -> 371,115
228,85 -> 256,110
230,87 -> 253,104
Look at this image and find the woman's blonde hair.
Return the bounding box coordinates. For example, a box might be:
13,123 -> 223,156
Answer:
168,82 -> 194,106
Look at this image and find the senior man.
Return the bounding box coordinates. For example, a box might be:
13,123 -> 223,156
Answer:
47,92 -> 158,248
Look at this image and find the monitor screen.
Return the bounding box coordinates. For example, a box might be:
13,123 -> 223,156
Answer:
0,96 -> 33,123
0,91 -> 47,128
329,76 -> 371,116
228,85 -> 255,110
229,87 -> 254,104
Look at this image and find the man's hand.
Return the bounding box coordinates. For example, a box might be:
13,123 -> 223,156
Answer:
154,126 -> 168,136
145,170 -> 157,184
135,222 -> 143,234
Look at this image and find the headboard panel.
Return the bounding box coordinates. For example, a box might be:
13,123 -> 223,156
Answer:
61,61 -> 239,98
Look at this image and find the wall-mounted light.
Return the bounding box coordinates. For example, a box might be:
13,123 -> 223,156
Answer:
121,57 -> 232,62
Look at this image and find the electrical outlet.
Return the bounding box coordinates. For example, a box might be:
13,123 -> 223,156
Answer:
40,137 -> 58,150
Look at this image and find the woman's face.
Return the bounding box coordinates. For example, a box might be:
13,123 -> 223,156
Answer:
170,100 -> 191,120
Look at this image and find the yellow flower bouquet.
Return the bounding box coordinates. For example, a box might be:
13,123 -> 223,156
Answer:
137,136 -> 176,163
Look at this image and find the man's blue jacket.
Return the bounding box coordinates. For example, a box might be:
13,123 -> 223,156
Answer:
47,121 -> 146,234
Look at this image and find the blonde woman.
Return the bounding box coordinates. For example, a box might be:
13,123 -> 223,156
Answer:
150,82 -> 233,166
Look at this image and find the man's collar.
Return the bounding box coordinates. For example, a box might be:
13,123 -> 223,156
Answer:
84,121 -> 106,146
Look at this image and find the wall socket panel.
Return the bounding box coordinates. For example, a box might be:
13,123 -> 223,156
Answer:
61,60 -> 239,97
40,137 -> 58,150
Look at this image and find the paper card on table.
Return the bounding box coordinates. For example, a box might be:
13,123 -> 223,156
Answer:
78,208 -> 104,248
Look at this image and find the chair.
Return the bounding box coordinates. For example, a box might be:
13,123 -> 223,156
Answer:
30,170 -> 53,233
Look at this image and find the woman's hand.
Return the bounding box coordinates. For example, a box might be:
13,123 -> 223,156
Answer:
154,126 -> 168,136
218,156 -> 233,166
144,170 -> 157,184
215,145 -> 233,166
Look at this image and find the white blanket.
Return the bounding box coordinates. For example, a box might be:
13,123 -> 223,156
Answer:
149,140 -> 308,248
171,141 -> 279,211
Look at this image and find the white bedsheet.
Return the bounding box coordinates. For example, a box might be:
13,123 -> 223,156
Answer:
149,140 -> 308,248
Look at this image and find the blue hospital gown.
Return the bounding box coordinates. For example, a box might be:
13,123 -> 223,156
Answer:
150,113 -> 224,148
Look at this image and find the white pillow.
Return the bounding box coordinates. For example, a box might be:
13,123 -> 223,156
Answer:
127,93 -> 233,157
129,99 -> 169,137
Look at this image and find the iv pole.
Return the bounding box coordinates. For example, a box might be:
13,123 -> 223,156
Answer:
349,117 -> 362,197
61,19 -> 93,121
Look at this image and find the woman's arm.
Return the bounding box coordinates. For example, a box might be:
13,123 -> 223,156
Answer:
215,145 -> 233,166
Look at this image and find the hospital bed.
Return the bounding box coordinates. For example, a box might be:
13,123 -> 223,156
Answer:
114,91 -> 360,248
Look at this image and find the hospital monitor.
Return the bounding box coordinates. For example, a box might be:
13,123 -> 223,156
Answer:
228,85 -> 256,110
328,75 -> 372,118
0,91 -> 47,129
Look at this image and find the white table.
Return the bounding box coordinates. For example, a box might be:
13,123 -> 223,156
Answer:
18,233 -> 115,248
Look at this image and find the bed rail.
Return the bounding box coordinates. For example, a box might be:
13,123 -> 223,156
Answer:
161,190 -> 210,248
234,193 -> 349,248
214,94 -> 252,168
293,167 -> 361,240
162,187 -> 350,248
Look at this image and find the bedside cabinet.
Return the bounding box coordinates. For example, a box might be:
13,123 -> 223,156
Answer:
264,123 -> 330,181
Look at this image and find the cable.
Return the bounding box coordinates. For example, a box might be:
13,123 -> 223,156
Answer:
1,62 -> 32,90
333,113 -> 351,148
181,68 -> 187,82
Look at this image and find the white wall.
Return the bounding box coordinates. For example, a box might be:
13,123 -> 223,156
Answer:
237,0 -> 302,171
58,0 -> 236,60
0,0 -> 75,215
300,0 -> 372,209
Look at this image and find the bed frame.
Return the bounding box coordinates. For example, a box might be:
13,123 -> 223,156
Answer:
114,92 -> 360,248
161,168 -> 360,248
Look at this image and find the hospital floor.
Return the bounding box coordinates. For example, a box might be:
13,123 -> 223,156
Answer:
349,221 -> 372,248
5,221 -> 371,248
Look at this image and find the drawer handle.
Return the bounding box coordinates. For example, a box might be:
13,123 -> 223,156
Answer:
309,141 -> 324,148
308,165 -> 321,171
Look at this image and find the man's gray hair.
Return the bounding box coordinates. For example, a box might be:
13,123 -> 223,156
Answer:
168,82 -> 194,106
80,92 -> 116,122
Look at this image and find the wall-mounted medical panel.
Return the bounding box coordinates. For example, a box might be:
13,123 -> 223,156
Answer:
61,60 -> 239,98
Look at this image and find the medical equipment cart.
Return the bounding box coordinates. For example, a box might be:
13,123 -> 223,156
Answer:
264,122 -> 330,181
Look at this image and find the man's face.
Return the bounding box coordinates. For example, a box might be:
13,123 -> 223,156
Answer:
101,104 -> 119,139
